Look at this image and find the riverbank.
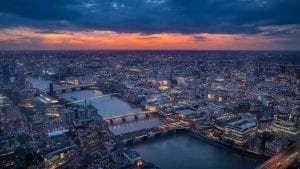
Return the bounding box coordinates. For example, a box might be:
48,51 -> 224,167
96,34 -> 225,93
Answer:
57,89 -> 143,117
129,131 -> 266,169
188,131 -> 267,158
124,127 -> 267,159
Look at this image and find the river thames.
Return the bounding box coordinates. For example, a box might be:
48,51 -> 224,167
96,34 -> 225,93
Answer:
28,78 -> 266,168
130,132 -> 265,169
59,89 -> 164,135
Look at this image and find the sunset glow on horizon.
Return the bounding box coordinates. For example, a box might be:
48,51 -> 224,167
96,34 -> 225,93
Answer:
0,27 -> 292,50
0,0 -> 299,50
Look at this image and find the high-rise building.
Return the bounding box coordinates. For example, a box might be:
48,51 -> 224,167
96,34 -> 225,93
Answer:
49,83 -> 54,95
13,64 -> 26,89
2,64 -> 10,84
60,106 -> 97,124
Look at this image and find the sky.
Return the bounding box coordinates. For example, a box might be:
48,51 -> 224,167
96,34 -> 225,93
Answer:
0,0 -> 300,50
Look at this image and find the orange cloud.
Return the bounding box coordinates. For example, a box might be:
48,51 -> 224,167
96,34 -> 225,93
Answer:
0,27 -> 277,50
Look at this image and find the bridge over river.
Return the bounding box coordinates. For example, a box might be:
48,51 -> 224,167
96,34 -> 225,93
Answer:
117,120 -> 191,144
103,110 -> 157,124
44,83 -> 94,94
256,141 -> 300,169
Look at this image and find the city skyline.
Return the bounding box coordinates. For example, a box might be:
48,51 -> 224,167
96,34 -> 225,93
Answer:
0,0 -> 300,50
0,1 -> 299,169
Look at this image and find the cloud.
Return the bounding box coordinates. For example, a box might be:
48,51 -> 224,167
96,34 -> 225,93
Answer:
0,28 -> 299,50
0,0 -> 81,21
0,0 -> 299,49
192,35 -> 207,41
0,0 -> 299,35
136,36 -> 162,40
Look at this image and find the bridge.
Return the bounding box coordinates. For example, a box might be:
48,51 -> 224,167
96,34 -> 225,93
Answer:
103,111 -> 157,124
157,121 -> 191,131
42,83 -> 94,94
64,93 -> 118,105
118,120 -> 191,144
256,141 -> 300,169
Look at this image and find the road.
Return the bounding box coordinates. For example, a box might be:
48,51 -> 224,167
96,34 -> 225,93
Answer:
256,141 -> 300,169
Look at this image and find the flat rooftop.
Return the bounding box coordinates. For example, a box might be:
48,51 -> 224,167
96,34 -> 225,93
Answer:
227,120 -> 256,131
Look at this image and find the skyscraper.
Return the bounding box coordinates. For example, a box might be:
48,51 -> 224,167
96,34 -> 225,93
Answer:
2,64 -> 10,84
49,83 -> 54,96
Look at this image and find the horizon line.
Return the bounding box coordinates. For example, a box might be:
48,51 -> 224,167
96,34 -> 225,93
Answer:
1,49 -> 300,52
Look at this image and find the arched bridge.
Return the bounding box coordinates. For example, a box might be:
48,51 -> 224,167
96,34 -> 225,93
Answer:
103,111 -> 157,123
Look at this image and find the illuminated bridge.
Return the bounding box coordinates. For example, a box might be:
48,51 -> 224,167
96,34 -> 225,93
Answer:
119,121 -> 191,144
157,121 -> 191,131
103,111 -> 157,123
256,141 -> 300,169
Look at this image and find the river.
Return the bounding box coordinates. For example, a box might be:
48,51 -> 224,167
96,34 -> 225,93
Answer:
26,77 -> 53,90
28,78 -> 265,168
58,90 -> 164,134
129,132 -> 265,169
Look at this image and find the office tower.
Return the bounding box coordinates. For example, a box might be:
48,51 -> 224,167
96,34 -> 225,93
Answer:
2,64 -> 10,84
49,83 -> 54,95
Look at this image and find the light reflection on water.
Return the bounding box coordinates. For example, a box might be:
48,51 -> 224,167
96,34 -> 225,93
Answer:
59,89 -> 163,134
130,132 -> 266,169
109,116 -> 163,135
26,77 -> 53,90
28,78 -> 163,134
59,90 -> 142,117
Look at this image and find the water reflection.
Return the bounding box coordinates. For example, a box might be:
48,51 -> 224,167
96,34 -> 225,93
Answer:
109,116 -> 163,135
59,90 -> 142,117
130,133 -> 265,169
60,90 -> 164,133
28,78 -> 164,135
26,77 -> 53,90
